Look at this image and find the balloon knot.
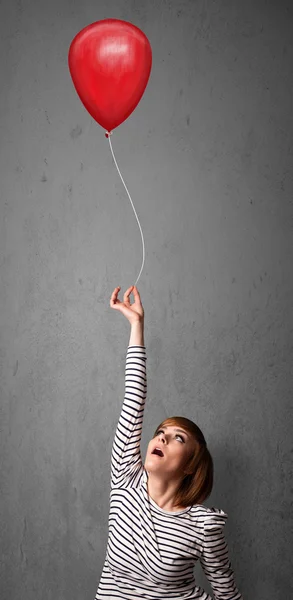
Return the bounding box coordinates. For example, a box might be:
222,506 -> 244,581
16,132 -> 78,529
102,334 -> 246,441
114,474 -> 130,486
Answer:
105,131 -> 113,138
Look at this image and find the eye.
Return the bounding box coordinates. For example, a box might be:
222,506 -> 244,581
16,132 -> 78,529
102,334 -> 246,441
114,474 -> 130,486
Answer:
156,430 -> 185,443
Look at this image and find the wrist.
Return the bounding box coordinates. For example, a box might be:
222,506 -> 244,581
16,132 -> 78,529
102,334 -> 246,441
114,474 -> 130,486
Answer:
129,318 -> 144,345
130,316 -> 144,326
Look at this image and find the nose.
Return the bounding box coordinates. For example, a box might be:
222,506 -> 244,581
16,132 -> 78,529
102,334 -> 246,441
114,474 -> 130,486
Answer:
158,433 -> 166,444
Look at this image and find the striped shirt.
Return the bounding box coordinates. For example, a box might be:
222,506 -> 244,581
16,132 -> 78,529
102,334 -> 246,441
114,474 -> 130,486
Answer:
95,345 -> 242,600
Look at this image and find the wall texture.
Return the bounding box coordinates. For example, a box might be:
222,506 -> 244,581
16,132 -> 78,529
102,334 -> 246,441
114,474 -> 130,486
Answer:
1,1 -> 292,598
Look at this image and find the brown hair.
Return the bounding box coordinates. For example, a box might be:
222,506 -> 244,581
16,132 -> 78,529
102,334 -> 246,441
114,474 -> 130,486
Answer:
153,416 -> 213,508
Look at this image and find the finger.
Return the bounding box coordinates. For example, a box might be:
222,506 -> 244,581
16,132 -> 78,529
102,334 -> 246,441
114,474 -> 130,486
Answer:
110,299 -> 121,308
132,286 -> 141,301
124,286 -> 134,302
111,286 -> 120,295
111,286 -> 121,298
110,286 -> 121,306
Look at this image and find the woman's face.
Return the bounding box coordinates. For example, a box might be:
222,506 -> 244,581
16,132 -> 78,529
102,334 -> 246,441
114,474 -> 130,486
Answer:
144,425 -> 197,479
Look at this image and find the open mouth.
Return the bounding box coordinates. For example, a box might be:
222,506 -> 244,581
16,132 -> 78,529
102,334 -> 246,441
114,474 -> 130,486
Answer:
152,448 -> 164,457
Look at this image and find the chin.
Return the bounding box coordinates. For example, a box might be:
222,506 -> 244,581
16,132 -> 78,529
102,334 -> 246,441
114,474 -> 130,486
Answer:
144,458 -> 159,471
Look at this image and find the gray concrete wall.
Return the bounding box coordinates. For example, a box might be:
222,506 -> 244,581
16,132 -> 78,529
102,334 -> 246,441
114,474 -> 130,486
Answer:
1,1 -> 292,598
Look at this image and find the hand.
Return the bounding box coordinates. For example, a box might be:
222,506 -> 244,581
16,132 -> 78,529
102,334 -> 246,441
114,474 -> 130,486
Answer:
110,286 -> 144,324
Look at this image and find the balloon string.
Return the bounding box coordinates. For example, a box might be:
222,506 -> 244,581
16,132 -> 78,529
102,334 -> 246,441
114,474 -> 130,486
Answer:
107,133 -> 145,288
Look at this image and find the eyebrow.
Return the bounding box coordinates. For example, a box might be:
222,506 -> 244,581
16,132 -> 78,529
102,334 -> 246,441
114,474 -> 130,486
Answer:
160,427 -> 189,439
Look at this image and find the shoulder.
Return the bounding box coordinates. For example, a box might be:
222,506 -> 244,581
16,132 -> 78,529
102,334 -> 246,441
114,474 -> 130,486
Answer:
189,504 -> 228,530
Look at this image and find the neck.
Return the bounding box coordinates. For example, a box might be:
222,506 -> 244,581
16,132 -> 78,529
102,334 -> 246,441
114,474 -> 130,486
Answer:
146,471 -> 184,511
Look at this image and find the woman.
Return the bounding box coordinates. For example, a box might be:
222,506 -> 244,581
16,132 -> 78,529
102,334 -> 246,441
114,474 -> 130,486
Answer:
95,285 -> 243,600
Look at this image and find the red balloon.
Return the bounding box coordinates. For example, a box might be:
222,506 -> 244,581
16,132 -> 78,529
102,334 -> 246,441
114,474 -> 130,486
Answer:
68,19 -> 152,133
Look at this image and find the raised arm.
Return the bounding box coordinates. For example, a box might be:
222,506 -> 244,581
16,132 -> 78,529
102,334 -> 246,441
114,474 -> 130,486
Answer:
109,287 -> 147,488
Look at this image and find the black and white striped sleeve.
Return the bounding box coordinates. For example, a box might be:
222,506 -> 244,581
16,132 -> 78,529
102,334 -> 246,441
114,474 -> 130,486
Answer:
200,509 -> 243,600
110,345 -> 147,489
